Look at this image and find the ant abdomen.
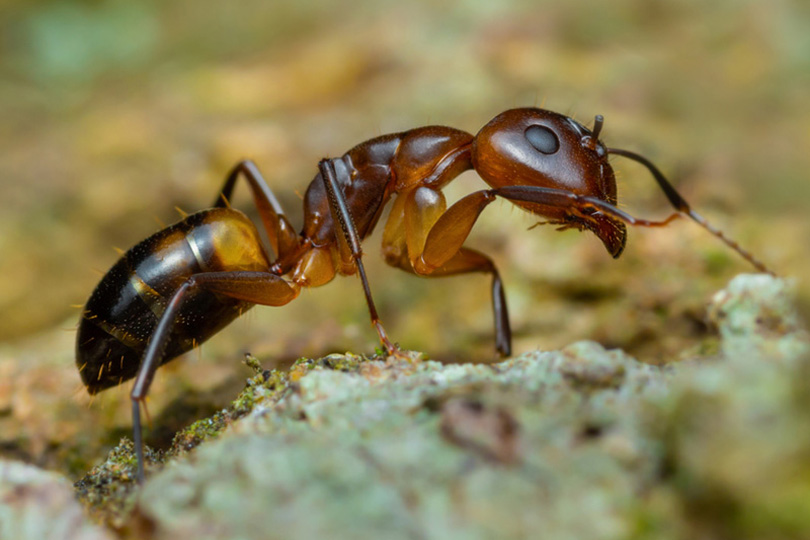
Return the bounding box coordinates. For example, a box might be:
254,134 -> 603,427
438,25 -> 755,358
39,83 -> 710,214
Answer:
77,208 -> 268,393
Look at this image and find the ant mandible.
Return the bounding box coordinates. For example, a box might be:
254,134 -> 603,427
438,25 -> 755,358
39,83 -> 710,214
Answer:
76,108 -> 772,481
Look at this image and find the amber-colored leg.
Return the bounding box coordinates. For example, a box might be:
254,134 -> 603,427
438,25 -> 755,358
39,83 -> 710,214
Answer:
382,187 -> 511,356
318,159 -> 398,355
214,160 -> 301,260
402,185 -> 682,354
418,191 -> 498,270
130,270 -> 298,482
411,185 -> 685,271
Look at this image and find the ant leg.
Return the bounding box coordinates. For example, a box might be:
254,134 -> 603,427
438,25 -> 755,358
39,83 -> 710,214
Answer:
493,184 -> 773,274
318,159 -> 397,355
421,248 -> 511,356
214,160 -> 283,211
130,270 -> 298,482
418,190 -> 499,270
608,148 -> 774,275
382,187 -> 510,355
494,185 -> 680,228
414,186 -> 659,270
213,160 -> 300,260
408,184 -> 698,351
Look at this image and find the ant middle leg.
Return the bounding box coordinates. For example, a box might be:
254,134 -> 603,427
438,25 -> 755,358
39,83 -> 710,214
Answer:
317,159 -> 399,355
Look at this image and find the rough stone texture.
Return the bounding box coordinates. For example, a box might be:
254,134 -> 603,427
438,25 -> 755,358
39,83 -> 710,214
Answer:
130,344 -> 666,540
7,274 -> 808,539
0,460 -> 112,540
708,274 -> 809,361
121,274 -> 806,540
646,275 -> 810,539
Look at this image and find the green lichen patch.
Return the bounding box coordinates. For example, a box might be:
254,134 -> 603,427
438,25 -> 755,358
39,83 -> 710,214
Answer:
73,439 -> 151,530
73,359 -> 286,526
165,410 -> 232,459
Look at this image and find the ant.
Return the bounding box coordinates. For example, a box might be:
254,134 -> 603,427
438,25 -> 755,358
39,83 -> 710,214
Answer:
76,108 -> 772,481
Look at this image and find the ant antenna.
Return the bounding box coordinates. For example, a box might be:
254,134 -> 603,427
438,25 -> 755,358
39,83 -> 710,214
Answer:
592,115 -> 604,139
608,147 -> 775,276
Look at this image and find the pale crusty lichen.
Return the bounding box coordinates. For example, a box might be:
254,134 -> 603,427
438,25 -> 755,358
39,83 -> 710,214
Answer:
0,460 -> 112,540
127,274 -> 809,540
24,273 -> 805,539
708,273 -> 809,361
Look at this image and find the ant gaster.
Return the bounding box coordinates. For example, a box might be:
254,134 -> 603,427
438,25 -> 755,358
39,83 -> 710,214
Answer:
76,108 -> 772,481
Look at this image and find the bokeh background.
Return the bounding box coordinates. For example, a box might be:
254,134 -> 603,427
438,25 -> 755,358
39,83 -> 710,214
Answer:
1,0 -> 808,475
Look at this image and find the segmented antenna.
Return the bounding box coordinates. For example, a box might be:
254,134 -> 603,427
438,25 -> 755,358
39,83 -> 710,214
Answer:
608,147 -> 775,276
684,209 -> 774,275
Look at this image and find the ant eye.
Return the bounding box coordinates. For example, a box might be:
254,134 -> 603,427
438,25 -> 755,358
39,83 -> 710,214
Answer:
525,125 -> 559,154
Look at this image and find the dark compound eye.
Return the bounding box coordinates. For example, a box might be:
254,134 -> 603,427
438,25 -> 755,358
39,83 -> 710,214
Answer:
525,125 -> 559,154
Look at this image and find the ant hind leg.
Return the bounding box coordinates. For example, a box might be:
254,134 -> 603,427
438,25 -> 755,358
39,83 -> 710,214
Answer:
129,270 -> 298,482
214,160 -> 301,262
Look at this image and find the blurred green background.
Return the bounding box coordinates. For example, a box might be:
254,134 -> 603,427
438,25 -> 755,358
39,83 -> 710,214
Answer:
0,0 -> 808,473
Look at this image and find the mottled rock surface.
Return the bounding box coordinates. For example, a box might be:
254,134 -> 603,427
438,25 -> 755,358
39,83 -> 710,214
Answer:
2,274 -> 807,539
0,461 -> 111,540
63,274 -> 809,539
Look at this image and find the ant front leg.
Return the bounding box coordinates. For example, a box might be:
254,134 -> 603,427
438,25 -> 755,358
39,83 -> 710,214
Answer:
493,185 -> 682,228
317,159 -> 398,355
405,184 -> 689,353
491,184 -> 772,274
382,187 -> 511,356
130,271 -> 298,482
214,160 -> 301,261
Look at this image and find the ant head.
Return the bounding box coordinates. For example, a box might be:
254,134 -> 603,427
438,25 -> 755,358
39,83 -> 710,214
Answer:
472,108 -> 626,257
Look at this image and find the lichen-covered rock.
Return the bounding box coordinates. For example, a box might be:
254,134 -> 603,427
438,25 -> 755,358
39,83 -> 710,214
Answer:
0,460 -> 112,540
644,274 -> 810,539
71,274 -> 809,539
73,439 -> 147,530
133,341 -> 666,540
708,274 -> 809,362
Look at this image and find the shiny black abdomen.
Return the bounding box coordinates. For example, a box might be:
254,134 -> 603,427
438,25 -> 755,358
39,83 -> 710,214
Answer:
76,208 -> 270,394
